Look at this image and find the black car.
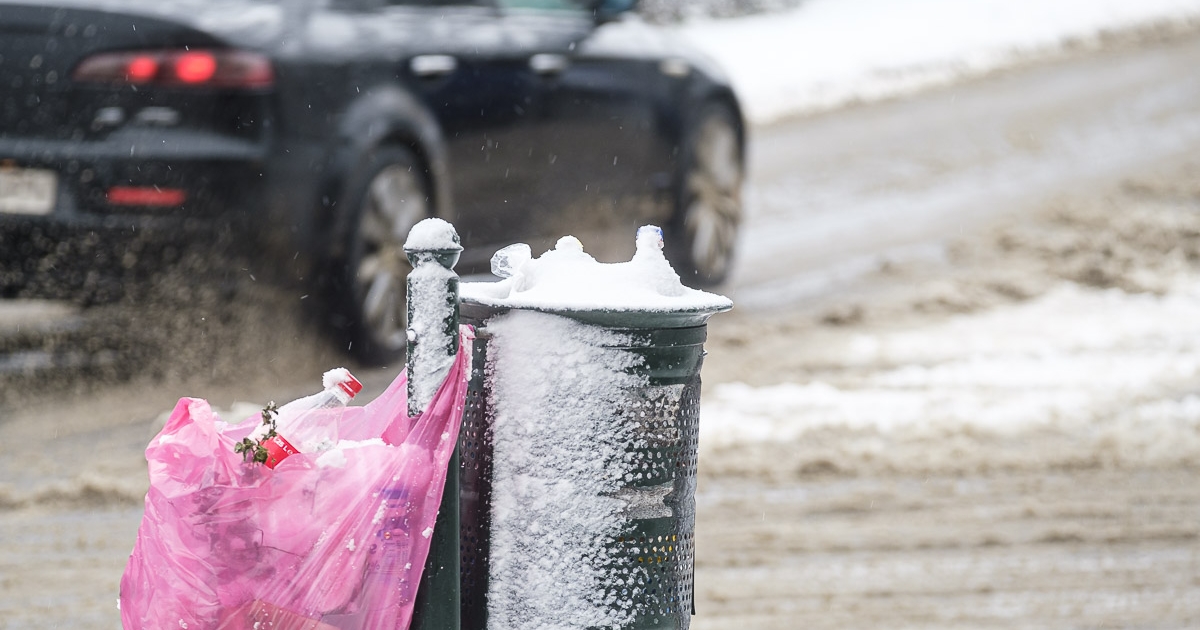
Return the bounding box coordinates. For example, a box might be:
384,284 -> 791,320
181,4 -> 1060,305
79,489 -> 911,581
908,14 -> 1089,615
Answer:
0,0 -> 744,363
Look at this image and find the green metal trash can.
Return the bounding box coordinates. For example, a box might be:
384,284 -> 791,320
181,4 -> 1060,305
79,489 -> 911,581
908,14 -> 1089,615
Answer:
456,242 -> 731,630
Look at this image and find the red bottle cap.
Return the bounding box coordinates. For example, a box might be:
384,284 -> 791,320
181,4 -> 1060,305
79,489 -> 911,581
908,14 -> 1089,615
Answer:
338,372 -> 363,399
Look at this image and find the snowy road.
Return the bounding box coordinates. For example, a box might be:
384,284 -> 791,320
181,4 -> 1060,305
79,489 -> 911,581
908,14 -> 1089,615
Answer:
693,469 -> 1200,629
730,31 -> 1200,311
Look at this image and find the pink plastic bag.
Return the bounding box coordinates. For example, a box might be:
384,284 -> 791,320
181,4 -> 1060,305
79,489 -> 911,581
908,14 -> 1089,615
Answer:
120,328 -> 473,630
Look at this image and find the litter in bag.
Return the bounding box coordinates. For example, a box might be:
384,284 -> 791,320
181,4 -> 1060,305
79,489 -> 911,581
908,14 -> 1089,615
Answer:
120,328 -> 473,630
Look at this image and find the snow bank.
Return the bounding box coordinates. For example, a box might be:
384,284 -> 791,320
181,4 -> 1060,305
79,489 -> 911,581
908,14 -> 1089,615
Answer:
676,0 -> 1200,123
701,281 -> 1200,474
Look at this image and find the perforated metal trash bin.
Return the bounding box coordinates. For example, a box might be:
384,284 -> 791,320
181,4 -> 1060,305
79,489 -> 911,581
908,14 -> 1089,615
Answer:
456,301 -> 728,630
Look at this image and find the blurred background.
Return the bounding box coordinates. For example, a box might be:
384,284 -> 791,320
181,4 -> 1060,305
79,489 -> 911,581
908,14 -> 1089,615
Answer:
3,0 -> 1200,627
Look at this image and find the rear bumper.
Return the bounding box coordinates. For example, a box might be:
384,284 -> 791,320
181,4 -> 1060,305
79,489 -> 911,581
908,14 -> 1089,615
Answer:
0,129 -> 276,301
0,127 -> 268,224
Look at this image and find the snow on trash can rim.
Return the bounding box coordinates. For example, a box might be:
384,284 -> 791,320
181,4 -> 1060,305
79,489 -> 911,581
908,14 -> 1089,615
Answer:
460,225 -> 732,328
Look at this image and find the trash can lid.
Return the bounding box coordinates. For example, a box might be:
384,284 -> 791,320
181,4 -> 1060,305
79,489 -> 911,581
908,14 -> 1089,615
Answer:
460,227 -> 732,327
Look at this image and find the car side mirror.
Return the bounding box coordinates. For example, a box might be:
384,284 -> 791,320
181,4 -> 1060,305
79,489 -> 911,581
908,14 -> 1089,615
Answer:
590,0 -> 637,24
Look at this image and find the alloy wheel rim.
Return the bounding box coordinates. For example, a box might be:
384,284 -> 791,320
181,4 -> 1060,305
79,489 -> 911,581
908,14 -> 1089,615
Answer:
685,116 -> 743,280
355,164 -> 427,350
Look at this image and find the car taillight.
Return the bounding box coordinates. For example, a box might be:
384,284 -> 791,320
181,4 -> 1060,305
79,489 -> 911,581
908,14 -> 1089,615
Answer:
73,49 -> 273,89
106,186 -> 187,207
175,52 -> 218,84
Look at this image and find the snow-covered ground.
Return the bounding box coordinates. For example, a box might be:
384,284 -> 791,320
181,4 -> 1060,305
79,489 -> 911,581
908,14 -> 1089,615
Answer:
702,280 -> 1200,473
676,0 -> 1200,123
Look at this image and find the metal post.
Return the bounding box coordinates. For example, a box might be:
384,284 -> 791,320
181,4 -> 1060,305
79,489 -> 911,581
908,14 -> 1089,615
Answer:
405,222 -> 462,418
405,218 -> 463,630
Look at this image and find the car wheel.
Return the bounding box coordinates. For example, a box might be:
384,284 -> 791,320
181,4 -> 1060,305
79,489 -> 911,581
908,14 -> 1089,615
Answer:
337,146 -> 431,365
667,103 -> 744,287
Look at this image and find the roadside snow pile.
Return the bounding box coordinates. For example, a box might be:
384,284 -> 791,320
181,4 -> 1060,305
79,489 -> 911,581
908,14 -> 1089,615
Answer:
677,0 -> 1200,123
701,280 -> 1200,475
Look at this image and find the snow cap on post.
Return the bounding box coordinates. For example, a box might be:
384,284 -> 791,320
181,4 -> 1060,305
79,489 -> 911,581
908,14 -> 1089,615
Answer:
404,217 -> 463,268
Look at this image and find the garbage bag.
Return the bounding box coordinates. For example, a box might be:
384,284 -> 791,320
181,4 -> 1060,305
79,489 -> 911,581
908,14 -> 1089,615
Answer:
120,328 -> 473,630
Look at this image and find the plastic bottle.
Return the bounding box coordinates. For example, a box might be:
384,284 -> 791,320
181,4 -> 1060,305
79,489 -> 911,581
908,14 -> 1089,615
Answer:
320,476 -> 420,627
363,485 -> 415,620
259,368 -> 364,469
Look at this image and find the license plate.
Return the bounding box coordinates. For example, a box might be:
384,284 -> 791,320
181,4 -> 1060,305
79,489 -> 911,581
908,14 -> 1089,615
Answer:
0,167 -> 57,215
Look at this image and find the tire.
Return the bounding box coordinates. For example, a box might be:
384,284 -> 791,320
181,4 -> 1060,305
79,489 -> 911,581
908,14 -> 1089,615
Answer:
666,103 -> 744,288
333,145 -> 431,365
